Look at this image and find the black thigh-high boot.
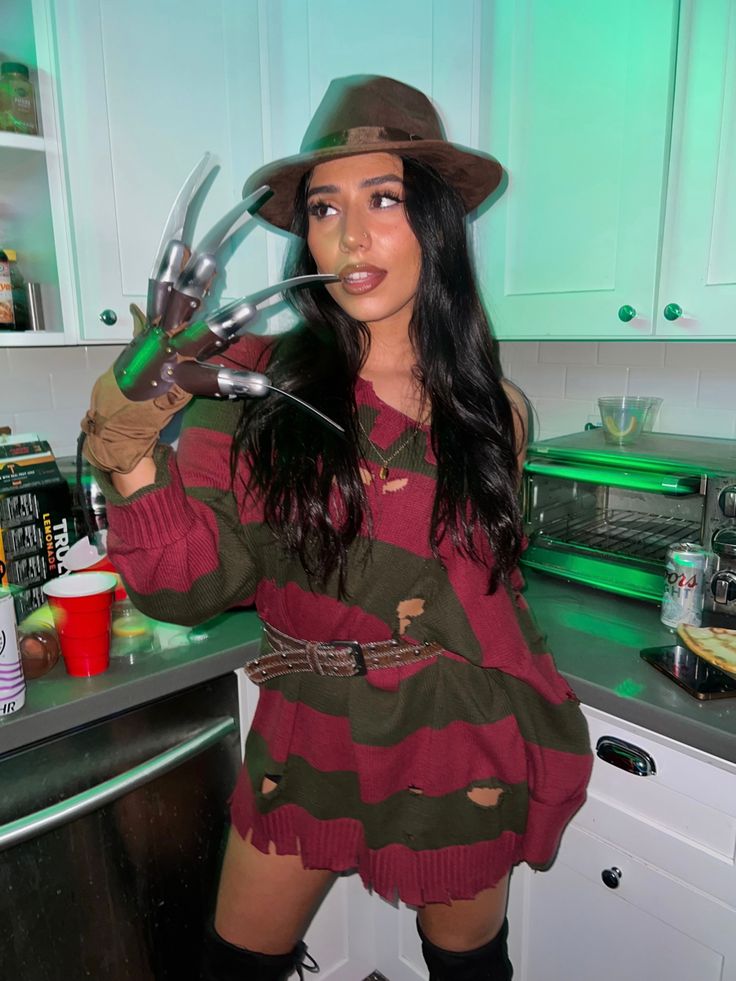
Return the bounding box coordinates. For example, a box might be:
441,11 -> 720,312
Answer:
417,919 -> 513,981
200,921 -> 319,980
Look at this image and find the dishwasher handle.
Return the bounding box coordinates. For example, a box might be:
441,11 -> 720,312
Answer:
0,716 -> 237,852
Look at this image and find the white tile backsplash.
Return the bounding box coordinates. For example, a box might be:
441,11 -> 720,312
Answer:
500,340 -> 736,442
539,341 -> 598,364
597,341 -> 666,367
627,366 -> 699,403
504,362 -> 566,399
3,345 -> 119,457
3,339 -> 735,459
664,342 -> 735,371
696,371 -> 736,410
564,364 -> 629,400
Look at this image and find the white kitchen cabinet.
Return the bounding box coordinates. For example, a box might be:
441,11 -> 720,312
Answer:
476,0 -> 678,341
506,705 -> 736,980
0,0 -> 77,346
51,0 -> 270,344
50,0 -> 486,343
656,0 -> 736,338
477,0 -> 736,341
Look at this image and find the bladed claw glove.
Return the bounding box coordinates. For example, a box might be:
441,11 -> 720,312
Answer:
80,304 -> 191,474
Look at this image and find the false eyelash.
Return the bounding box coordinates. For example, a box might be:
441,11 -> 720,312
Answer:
370,189 -> 404,206
306,199 -> 334,219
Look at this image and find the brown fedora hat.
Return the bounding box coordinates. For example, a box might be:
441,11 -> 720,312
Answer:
243,75 -> 504,232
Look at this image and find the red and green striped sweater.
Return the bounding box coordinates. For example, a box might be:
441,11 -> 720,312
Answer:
104,334 -> 592,905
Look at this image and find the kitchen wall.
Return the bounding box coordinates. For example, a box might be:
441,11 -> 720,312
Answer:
500,340 -> 736,443
3,339 -> 735,458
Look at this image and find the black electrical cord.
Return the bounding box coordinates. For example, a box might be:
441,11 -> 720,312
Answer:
75,432 -> 100,545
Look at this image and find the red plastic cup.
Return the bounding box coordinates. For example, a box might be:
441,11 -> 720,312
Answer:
42,572 -> 117,677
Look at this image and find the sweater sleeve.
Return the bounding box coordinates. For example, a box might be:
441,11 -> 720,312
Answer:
101,334 -> 272,626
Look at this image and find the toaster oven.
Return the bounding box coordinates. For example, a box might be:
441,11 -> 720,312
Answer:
522,430 -> 736,608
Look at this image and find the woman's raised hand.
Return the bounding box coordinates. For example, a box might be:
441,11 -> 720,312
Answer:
80,303 -> 191,475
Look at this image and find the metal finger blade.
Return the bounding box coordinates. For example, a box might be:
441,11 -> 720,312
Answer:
244,273 -> 340,309
192,184 -> 272,260
267,385 -> 345,435
149,152 -> 213,279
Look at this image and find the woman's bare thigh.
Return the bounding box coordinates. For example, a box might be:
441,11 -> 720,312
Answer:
214,825 -> 336,954
417,874 -> 510,952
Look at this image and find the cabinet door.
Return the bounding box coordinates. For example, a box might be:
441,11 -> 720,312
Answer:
475,0 -> 678,340
656,0 -> 736,338
51,0 -> 269,342
508,824 -> 736,981
259,0 -> 485,330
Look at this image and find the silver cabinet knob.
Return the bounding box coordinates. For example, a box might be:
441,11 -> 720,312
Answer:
99,308 -> 118,325
601,867 -> 622,889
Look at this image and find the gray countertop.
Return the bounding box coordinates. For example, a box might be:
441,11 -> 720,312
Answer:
0,611 -> 262,756
525,570 -> 736,764
3,574 -> 736,764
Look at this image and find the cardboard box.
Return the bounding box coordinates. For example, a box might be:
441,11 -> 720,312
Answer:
0,440 -> 79,621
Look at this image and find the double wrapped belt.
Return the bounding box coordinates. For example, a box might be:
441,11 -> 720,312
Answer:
244,622 -> 442,684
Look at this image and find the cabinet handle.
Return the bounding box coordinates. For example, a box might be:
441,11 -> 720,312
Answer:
617,305 -> 636,323
663,302 -> 683,321
601,867 -> 622,889
99,308 -> 118,325
595,736 -> 656,776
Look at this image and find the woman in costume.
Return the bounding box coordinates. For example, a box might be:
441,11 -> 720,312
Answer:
83,75 -> 592,981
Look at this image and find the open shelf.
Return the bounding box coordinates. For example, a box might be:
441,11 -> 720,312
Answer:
0,330 -> 66,346
0,131 -> 46,152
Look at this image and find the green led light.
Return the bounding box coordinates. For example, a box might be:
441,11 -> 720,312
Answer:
614,678 -> 645,699
116,327 -> 168,391
525,461 -> 699,496
522,548 -> 663,602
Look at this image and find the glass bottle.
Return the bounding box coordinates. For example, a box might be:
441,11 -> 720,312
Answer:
0,63 -> 38,135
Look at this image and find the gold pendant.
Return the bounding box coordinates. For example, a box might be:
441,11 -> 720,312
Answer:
379,465 -> 389,480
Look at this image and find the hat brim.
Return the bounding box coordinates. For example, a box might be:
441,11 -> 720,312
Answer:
243,140 -> 503,232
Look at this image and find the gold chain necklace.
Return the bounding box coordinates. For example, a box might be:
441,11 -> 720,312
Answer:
357,418 -> 421,480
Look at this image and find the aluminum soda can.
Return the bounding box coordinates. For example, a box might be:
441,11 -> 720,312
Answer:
661,542 -> 710,630
0,588 -> 25,715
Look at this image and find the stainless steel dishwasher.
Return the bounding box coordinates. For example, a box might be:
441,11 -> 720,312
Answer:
0,673 -> 241,980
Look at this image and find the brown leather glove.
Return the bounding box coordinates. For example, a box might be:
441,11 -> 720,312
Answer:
80,304 -> 192,474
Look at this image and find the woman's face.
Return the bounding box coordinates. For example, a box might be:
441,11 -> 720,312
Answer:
306,152 -> 421,335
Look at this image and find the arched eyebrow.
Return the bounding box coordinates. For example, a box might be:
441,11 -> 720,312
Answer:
306,173 -> 403,198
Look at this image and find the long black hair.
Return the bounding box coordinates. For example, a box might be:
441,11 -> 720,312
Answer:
232,155 -> 523,593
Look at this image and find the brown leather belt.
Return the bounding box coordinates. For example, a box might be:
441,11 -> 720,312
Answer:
244,622 -> 442,684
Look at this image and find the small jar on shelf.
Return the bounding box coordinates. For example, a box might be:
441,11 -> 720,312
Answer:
0,250 -> 29,330
0,62 -> 38,135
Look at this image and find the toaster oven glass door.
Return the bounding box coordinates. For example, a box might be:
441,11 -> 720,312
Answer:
523,460 -> 705,601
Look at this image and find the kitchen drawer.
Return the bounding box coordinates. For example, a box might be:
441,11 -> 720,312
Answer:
575,706 -> 736,907
516,823 -> 736,981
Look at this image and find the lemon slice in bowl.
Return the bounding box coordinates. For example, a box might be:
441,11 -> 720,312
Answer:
603,415 -> 638,439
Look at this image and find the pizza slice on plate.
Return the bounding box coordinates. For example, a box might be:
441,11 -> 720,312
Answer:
677,624 -> 736,678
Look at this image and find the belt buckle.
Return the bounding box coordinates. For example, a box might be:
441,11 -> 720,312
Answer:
321,640 -> 366,676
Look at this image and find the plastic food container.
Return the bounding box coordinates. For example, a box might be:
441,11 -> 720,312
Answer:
598,396 -> 661,445
110,599 -> 157,663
